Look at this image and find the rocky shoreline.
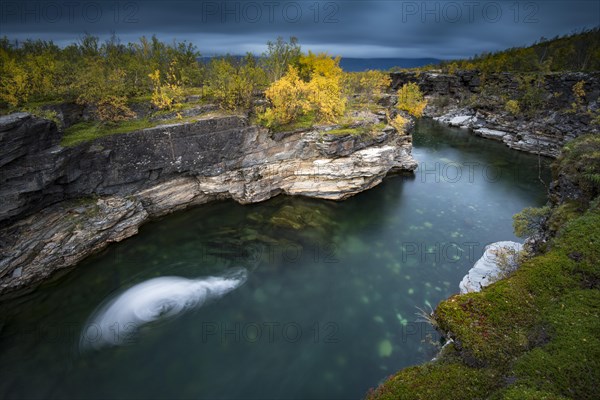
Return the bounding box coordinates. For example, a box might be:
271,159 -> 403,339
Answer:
389,70 -> 600,158
0,112 -> 416,297
3,69 -> 598,298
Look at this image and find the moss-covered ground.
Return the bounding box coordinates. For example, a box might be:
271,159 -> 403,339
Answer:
367,136 -> 600,400
61,111 -> 223,147
368,208 -> 599,399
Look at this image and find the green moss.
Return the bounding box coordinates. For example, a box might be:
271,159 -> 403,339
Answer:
497,386 -> 570,400
552,209 -> 600,286
512,290 -> 600,399
61,112 -> 222,147
435,277 -> 538,366
547,201 -> 583,233
553,210 -> 600,265
269,112 -> 316,133
366,362 -> 501,400
326,127 -> 366,136
556,135 -> 600,198
61,119 -> 155,146
369,209 -> 600,399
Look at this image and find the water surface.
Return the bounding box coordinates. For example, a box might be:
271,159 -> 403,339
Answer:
0,119 -> 551,399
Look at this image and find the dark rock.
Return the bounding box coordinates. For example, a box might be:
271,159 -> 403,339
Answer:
397,70 -> 600,157
317,130 -> 390,157
41,103 -> 84,129
568,252 -> 583,262
0,112 -> 417,296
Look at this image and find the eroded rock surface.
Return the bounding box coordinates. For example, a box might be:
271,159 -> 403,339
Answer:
459,241 -> 524,294
0,112 -> 416,296
390,71 -> 600,158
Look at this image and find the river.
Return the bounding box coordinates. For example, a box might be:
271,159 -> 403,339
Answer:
0,119 -> 551,399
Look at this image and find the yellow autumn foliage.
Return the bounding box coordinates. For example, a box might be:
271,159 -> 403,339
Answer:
261,52 -> 346,127
396,82 -> 427,117
389,114 -> 409,135
570,80 -> 586,113
96,95 -> 136,122
149,61 -> 184,110
359,70 -> 391,106
305,74 -> 346,123
261,66 -> 308,127
0,53 -> 30,106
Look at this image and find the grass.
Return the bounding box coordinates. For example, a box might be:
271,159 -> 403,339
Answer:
367,207 -> 600,400
61,112 -> 223,147
325,127 -> 366,136
269,112 -> 317,133
0,98 -> 63,117
326,121 -> 388,136
128,94 -> 153,104
347,99 -> 386,114
61,118 -> 157,146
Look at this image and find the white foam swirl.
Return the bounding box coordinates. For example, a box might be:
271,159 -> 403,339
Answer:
80,268 -> 248,350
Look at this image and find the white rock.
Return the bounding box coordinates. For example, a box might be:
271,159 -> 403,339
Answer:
449,115 -> 473,127
474,128 -> 508,140
459,241 -> 523,294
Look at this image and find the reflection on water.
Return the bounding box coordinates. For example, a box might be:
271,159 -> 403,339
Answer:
0,119 -> 550,399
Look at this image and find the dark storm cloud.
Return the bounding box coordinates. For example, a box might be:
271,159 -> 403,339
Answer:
0,0 -> 598,58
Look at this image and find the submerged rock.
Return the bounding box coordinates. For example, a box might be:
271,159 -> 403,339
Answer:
459,241 -> 523,294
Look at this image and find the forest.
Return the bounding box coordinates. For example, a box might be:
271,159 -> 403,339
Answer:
0,35 -> 401,127
432,27 -> 600,73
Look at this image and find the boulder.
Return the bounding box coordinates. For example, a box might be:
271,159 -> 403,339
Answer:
459,241 -> 523,294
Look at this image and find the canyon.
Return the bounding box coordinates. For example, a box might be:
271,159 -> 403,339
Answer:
0,111 -> 416,296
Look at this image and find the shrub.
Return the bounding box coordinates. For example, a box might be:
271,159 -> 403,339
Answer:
0,56 -> 30,106
206,56 -> 266,111
389,114 -> 409,135
513,206 -> 551,238
96,95 -> 136,123
396,82 -> 427,117
557,134 -> 600,196
148,63 -> 184,110
505,99 -> 521,115
517,75 -> 546,116
305,74 -> 346,123
300,52 -> 346,123
344,70 -> 391,108
491,247 -> 528,282
260,66 -> 308,127
261,52 -> 346,127
569,80 -> 586,113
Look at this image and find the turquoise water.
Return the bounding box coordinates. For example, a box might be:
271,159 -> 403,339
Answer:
0,119 -> 550,399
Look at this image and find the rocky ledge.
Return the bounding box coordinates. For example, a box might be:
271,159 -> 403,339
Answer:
389,71 -> 600,158
0,112 -> 416,296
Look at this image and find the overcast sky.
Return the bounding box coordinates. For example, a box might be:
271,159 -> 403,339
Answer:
0,0 -> 598,59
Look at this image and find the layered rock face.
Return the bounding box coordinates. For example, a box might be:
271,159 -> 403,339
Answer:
390,71 -> 600,157
0,112 -> 416,295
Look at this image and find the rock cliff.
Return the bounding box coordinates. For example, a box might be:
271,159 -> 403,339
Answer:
389,71 -> 600,157
0,112 -> 416,296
